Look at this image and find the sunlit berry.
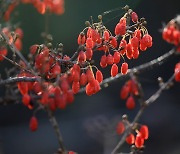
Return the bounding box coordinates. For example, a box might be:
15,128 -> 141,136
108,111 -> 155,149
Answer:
103,30 -> 110,41
126,133 -> 135,144
96,70 -> 103,83
140,125 -> 149,140
121,62 -> 128,75
111,64 -> 118,77
100,55 -> 107,68
113,51 -> 120,64
78,51 -> 86,62
106,54 -> 114,65
135,133 -> 144,148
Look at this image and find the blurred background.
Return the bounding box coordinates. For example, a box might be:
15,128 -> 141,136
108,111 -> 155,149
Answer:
0,0 -> 180,154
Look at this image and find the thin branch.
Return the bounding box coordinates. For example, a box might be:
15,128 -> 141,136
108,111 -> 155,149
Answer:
111,73 -> 175,154
0,29 -> 31,69
46,108 -> 66,153
0,76 -> 38,86
0,48 -> 176,88
79,48 -> 176,93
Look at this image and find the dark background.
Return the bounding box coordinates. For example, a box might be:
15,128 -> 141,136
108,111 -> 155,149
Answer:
0,0 -> 180,154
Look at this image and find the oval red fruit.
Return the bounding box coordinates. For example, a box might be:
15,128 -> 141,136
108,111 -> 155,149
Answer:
111,64 -> 118,77
126,96 -> 135,110
116,121 -> 125,135
126,133 -> 135,145
29,116 -> 38,132
121,62 -> 128,75
140,125 -> 149,140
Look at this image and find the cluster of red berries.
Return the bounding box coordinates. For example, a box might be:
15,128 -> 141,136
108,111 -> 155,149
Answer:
116,121 -> 149,149
1,6 -> 152,133
4,0 -> 64,21
162,18 -> 180,82
175,62 -> 180,82
0,27 -> 23,61
162,20 -> 180,51
120,80 -> 139,110
77,10 -> 152,78
21,0 -> 64,15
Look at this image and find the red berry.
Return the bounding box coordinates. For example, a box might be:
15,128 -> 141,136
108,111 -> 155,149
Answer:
126,96 -> 135,110
17,82 -> 28,95
0,48 -> 8,61
126,133 -> 135,144
72,81 -> 80,94
111,64 -> 118,77
85,79 -> 100,96
141,34 -> 153,48
130,36 -> 139,48
140,41 -> 147,51
78,51 -> 86,62
80,73 -> 87,86
126,43 -> 133,59
22,94 -> 31,106
36,1 -> 46,14
100,55 -> 107,68
106,54 -> 114,65
30,44 -> 38,55
119,40 -> 127,55
96,70 -> 103,83
109,36 -> 118,48
86,48 -> 93,60
72,64 -> 81,73
60,79 -> 69,92
77,33 -> 86,45
15,28 -> 24,39
72,70 -> 80,82
115,23 -> 126,36
66,90 -> 74,103
40,92 -> 49,105
116,122 -> 125,135
68,151 -> 75,154
120,85 -> 130,99
86,37 -> 93,49
134,29 -> 142,40
85,83 -> 94,96
29,116 -> 38,132
103,30 -> 110,41
55,94 -> 67,109
113,51 -> 120,63
86,69 -> 95,83
135,133 -> 144,148
121,62 -> 128,75
132,47 -> 139,59
33,82 -> 42,94
131,12 -> 138,23
175,62 -> 180,82
140,125 -> 149,140
51,64 -> 61,77
15,38 -> 22,51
